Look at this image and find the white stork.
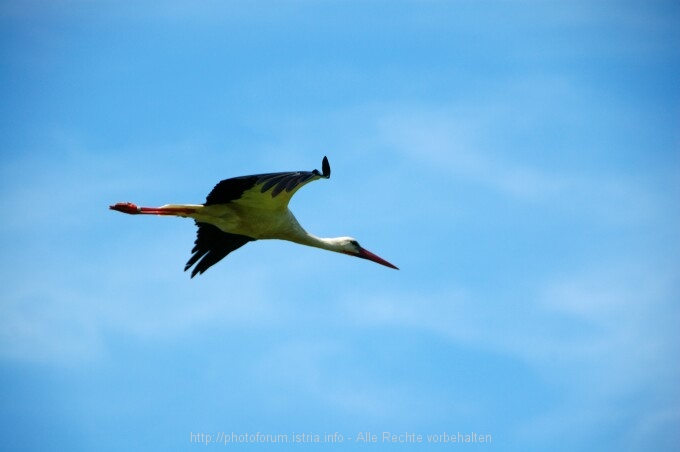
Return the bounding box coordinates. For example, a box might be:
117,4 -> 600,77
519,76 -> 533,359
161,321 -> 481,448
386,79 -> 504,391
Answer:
110,156 -> 398,277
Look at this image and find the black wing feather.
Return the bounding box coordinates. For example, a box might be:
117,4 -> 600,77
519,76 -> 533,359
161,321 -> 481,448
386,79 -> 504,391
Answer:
204,156 -> 331,206
321,155 -> 330,178
184,222 -> 255,278
204,176 -> 260,205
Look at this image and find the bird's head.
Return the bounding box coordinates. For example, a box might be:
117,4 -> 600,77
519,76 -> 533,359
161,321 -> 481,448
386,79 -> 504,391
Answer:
331,237 -> 399,270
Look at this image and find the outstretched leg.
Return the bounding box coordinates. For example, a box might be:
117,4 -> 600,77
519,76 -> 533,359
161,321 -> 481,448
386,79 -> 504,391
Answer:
109,202 -> 201,217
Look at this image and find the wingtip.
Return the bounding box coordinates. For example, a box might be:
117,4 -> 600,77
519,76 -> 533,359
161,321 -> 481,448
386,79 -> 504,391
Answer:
184,264 -> 199,278
321,156 -> 331,178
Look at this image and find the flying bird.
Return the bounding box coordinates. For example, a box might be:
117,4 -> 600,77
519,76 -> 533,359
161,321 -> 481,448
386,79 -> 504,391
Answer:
110,156 -> 398,277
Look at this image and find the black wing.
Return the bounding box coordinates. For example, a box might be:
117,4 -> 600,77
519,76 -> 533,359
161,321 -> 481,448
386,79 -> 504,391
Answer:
184,222 -> 256,278
205,156 -> 331,207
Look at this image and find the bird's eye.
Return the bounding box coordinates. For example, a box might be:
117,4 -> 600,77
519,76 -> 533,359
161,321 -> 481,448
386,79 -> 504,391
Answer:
350,240 -> 359,247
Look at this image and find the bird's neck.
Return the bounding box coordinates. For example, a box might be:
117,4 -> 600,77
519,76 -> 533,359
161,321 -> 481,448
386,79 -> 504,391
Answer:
288,231 -> 345,253
274,212 -> 344,252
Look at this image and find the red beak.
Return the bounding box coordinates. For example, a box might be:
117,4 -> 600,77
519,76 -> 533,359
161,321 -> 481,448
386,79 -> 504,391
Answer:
356,247 -> 399,270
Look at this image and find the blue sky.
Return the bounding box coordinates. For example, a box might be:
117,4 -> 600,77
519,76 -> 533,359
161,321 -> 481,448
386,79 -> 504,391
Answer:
1,0 -> 678,450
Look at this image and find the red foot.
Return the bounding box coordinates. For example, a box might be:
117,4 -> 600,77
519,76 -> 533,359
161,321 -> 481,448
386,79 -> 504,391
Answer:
109,202 -> 140,214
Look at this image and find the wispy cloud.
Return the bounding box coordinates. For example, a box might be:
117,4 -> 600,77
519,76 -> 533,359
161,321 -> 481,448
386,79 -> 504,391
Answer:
337,257 -> 679,446
372,96 -> 674,229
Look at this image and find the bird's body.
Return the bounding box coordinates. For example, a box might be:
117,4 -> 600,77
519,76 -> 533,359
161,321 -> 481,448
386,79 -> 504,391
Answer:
110,157 -> 398,277
148,203 -> 304,240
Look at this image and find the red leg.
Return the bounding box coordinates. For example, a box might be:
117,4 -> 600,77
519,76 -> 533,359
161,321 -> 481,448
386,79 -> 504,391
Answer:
109,202 -> 140,214
109,202 -> 198,216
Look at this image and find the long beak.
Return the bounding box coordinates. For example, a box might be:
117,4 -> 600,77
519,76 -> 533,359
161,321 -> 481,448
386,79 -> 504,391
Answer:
356,247 -> 399,270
